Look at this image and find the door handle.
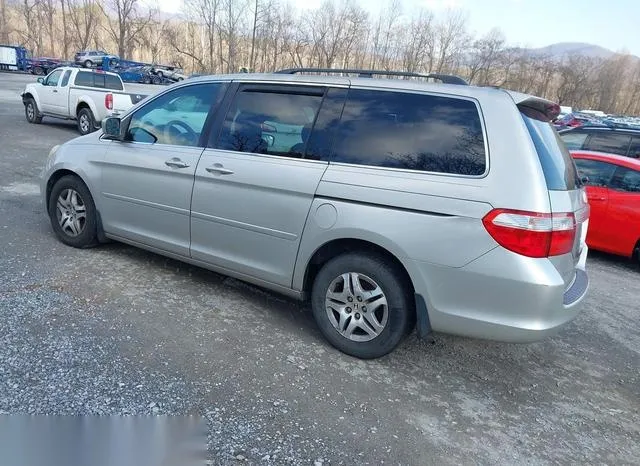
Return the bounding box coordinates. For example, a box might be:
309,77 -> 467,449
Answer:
164,157 -> 190,169
588,197 -> 606,201
205,163 -> 234,175
53,89 -> 58,93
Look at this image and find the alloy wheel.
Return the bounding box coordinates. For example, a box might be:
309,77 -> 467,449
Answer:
325,272 -> 388,342
56,188 -> 86,237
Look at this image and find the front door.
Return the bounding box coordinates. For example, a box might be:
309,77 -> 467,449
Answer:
100,81 -> 228,256
573,157 -> 618,252
189,84 -> 331,287
38,69 -> 64,114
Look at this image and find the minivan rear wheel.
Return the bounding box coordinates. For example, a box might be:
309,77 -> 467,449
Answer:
311,252 -> 413,359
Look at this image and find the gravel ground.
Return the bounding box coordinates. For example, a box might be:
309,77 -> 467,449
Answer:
0,72 -> 639,465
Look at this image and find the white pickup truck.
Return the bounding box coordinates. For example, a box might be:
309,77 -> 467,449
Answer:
21,67 -> 150,135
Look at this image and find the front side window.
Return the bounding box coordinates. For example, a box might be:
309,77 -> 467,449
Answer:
126,83 -> 225,147
559,131 -> 588,150
611,167 -> 640,193
584,132 -> 631,156
45,70 -> 63,86
331,89 -> 486,176
215,87 -> 323,157
574,158 -> 617,187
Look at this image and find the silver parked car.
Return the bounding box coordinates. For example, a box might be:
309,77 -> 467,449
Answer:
40,68 -> 590,359
74,50 -> 118,68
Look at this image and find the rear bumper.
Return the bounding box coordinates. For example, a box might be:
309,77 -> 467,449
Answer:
407,246 -> 589,343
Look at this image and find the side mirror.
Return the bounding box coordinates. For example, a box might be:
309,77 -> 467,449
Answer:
102,117 -> 123,140
37,77 -> 44,84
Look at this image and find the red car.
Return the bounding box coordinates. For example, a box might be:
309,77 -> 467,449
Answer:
571,151 -> 640,263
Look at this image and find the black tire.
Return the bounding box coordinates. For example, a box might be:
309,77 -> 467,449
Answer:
152,76 -> 161,85
143,76 -> 151,84
77,107 -> 95,135
48,175 -> 98,248
25,98 -> 43,124
177,77 -> 184,81
311,252 -> 414,359
33,66 -> 44,75
156,70 -> 164,78
84,59 -> 93,68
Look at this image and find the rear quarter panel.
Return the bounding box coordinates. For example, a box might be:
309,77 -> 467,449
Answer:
293,87 -> 554,290
69,89 -> 104,121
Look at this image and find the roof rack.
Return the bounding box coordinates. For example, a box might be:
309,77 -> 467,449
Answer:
274,68 -> 469,85
578,123 -> 640,131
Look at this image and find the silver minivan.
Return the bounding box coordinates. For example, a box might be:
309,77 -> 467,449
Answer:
40,69 -> 590,359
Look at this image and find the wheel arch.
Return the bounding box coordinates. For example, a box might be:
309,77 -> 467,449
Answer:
22,91 -> 41,110
75,100 -> 93,118
46,169 -> 106,242
301,238 -> 416,298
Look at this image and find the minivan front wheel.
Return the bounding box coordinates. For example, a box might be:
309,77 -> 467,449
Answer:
48,175 -> 98,248
311,252 -> 413,359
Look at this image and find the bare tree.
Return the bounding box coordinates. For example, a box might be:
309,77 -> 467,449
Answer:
102,0 -> 154,59
0,0 -> 9,43
401,9 -> 434,73
184,0 -> 219,72
67,0 -> 100,52
466,28 -> 505,85
433,10 -> 469,73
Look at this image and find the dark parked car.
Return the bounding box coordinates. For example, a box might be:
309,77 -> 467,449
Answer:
559,126 -> 640,158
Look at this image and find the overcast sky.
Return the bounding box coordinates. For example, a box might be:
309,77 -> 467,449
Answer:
154,0 -> 640,56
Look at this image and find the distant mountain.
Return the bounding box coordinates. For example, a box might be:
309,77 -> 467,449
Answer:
524,42 -> 623,61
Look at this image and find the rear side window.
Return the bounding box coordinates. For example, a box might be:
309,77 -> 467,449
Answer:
611,167 -> 640,192
93,74 -> 105,88
627,137 -> 640,158
331,89 -> 486,176
60,70 -> 72,87
105,74 -> 123,91
74,71 -> 93,87
521,106 -> 578,190
573,158 -> 616,187
559,131 -> 588,150
584,133 -> 631,156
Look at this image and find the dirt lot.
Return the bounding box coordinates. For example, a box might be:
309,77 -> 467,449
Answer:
0,72 -> 638,465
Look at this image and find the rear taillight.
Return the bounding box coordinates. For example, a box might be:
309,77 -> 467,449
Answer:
482,209 -> 577,258
105,93 -> 113,110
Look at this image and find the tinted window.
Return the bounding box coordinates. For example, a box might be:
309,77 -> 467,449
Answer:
305,87 -> 348,161
60,70 -> 72,87
574,158 -> 616,187
521,106 -> 578,190
93,74 -> 105,88
105,74 -> 122,90
559,131 -> 588,150
332,89 -> 486,175
611,167 -> 640,192
45,69 -> 63,86
584,132 -> 631,156
74,71 -> 93,87
215,88 -> 323,157
126,83 -> 224,146
627,137 -> 640,158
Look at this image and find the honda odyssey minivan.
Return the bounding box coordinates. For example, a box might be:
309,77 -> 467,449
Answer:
40,68 -> 590,358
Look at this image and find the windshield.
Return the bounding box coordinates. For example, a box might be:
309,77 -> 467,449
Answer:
521,106 -> 580,190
